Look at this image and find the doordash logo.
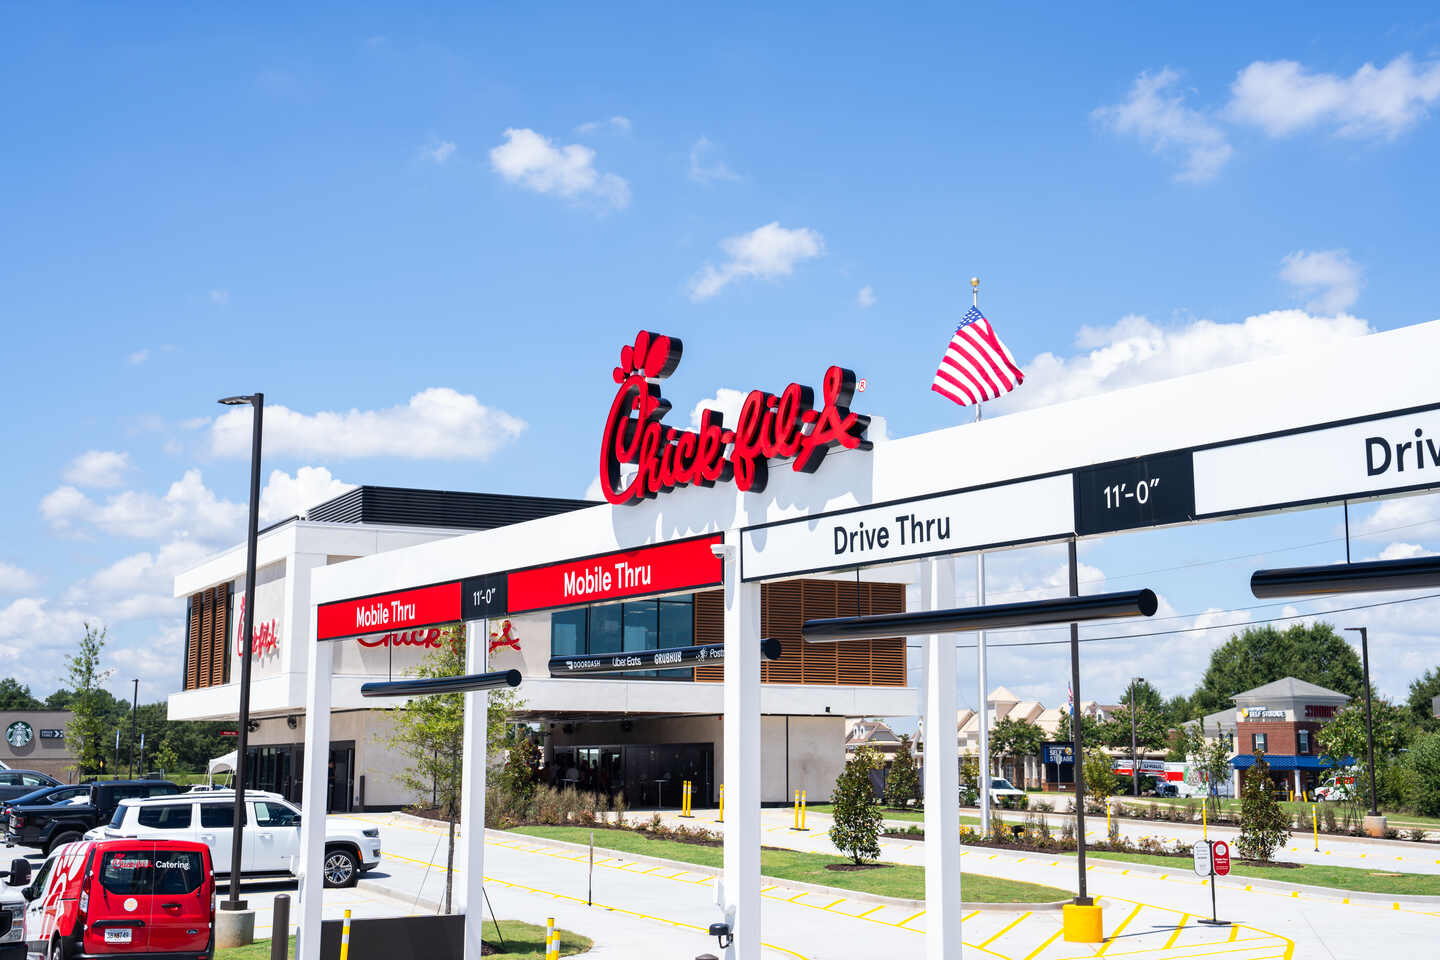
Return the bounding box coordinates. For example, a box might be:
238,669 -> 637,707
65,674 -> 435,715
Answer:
599,331 -> 872,505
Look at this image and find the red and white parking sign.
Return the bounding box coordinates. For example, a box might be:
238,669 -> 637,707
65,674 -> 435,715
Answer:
1212,840 -> 1231,876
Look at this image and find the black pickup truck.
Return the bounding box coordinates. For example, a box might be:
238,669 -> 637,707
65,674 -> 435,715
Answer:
5,779 -> 182,854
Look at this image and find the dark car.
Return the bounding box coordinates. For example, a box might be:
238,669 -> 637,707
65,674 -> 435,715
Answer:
6,780 -> 182,854
0,772 -> 59,805
0,784 -> 89,824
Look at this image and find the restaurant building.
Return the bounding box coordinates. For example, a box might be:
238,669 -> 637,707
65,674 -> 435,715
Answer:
169,485 -> 914,811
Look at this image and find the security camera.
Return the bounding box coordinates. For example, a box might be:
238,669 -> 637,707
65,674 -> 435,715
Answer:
707,922 -> 733,950
710,543 -> 732,559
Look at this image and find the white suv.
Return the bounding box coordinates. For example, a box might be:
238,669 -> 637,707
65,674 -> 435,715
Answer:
83,790 -> 381,887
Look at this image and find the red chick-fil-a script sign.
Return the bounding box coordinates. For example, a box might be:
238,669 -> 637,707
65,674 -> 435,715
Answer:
599,331 -> 872,505
507,535 -> 723,613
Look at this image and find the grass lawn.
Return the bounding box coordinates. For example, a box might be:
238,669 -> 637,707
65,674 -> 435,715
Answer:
509,826 -> 1067,903
1085,849 -> 1440,895
216,920 -> 591,960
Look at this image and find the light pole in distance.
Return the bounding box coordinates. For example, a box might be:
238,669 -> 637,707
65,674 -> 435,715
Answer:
1129,677 -> 1143,797
1343,627 -> 1380,818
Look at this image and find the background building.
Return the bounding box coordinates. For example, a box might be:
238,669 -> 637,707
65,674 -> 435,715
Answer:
0,711 -> 75,780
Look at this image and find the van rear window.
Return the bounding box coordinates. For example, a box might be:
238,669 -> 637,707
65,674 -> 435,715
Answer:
100,851 -> 204,895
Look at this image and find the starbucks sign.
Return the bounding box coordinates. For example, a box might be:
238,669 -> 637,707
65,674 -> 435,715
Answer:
5,721 -> 34,749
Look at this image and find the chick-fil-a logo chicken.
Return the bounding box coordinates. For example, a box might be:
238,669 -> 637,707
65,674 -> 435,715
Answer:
600,331 -> 872,505
489,619 -> 521,654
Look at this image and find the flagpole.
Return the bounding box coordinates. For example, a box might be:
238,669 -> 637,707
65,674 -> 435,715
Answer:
971,276 -> 992,833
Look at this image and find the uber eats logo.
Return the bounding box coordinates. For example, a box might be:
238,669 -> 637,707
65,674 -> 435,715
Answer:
5,721 -> 34,748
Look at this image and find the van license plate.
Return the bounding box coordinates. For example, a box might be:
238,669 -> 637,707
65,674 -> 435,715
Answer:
104,928 -> 133,943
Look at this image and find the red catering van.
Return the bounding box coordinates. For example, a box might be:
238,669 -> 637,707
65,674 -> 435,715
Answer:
21,838 -> 214,960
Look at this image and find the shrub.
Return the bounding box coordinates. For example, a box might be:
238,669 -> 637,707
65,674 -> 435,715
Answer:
829,746 -> 884,864
1321,806 -> 1338,832
1237,756 -> 1290,863
1407,828 -> 1428,842
1031,798 -> 1054,813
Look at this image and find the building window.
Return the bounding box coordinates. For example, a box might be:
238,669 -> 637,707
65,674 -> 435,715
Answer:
550,595 -> 695,679
1297,729 -> 1310,755
1252,732 -> 1267,754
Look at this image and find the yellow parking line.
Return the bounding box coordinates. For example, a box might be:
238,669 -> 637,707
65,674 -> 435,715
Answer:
979,911 -> 1030,948
1022,930 -> 1062,960
856,904 -> 886,919
1162,914 -> 1189,949
896,909 -> 927,928
822,898 -> 846,909
1096,902 -> 1143,955
1227,924 -> 1239,942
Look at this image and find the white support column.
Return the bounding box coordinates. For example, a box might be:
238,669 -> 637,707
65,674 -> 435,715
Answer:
719,536 -> 760,960
295,608 -> 332,960
922,557 -> 962,960
976,550 -> 990,834
461,620 -> 490,959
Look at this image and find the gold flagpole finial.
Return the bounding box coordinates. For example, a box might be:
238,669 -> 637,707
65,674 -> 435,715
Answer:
970,276 -> 979,306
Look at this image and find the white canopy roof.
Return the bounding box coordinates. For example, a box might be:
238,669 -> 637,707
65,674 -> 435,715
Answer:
207,751 -> 236,774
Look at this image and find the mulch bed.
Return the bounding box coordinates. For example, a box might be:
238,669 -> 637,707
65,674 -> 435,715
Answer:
824,862 -> 894,872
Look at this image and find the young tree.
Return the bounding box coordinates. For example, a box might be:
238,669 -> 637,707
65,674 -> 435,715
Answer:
1236,755 -> 1289,862
64,624 -> 114,777
1181,721 -> 1234,820
1316,697 -> 1410,813
387,624 -> 522,911
830,746 -> 883,864
989,717 -> 1044,789
1405,731 -> 1440,817
884,734 -> 921,809
1081,748 -> 1121,804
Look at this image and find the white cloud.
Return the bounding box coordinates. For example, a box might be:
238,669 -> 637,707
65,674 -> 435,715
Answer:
688,136 -> 739,184
422,140 -> 457,164
1228,55 -> 1440,140
64,450 -> 132,488
576,116 -> 631,134
688,389 -> 749,430
128,349 -> 150,365
0,596 -> 90,649
79,541 -> 212,600
1093,68 -> 1232,182
489,128 -> 630,209
857,285 -> 877,308
210,388 -> 526,461
1377,542 -> 1433,561
209,289 -> 229,305
1280,249 -> 1363,313
0,562 -> 37,594
260,466 -> 355,521
993,309 -> 1371,413
1353,492 -> 1440,541
42,470 -> 247,542
689,222 -> 824,301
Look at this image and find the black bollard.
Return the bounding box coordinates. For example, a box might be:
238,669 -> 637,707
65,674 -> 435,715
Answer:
271,894 -> 290,960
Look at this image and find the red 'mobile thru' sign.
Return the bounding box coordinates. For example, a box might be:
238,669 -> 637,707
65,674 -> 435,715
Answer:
599,331 -> 873,505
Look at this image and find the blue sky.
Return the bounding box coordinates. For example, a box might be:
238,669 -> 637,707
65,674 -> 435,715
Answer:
2,3 -> 1439,711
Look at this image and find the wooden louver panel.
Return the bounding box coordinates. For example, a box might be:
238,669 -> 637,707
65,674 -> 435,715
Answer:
692,577 -> 906,687
185,586 -> 232,691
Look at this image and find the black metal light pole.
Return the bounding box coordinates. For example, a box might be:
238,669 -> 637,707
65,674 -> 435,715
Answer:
1130,676 -> 1143,798
219,392 -> 263,911
1344,627 -> 1380,817
128,679 -> 138,779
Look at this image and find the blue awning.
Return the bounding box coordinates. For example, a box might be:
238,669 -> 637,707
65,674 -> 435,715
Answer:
1230,755 -> 1352,771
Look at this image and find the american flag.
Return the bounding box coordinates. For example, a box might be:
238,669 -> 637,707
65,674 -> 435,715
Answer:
931,305 -> 1025,408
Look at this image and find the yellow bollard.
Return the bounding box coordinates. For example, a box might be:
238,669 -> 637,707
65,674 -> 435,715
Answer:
717,783 -> 724,823
546,916 -> 557,960
678,780 -> 691,818
1312,805 -> 1319,852
1202,797 -> 1207,841
1106,800 -> 1111,837
339,910 -> 352,960
1062,902 -> 1104,942
791,789 -> 800,829
801,789 -> 808,830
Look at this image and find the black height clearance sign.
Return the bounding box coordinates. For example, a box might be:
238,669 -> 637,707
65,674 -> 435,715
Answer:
1072,450 -> 1197,536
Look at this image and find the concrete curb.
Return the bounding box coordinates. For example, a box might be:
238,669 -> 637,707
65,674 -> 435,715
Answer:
498,830 -> 1067,912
